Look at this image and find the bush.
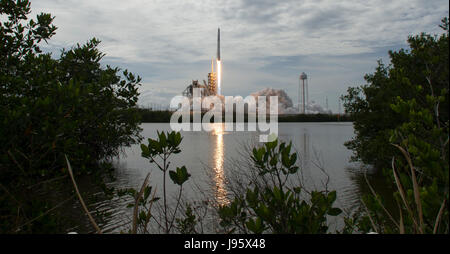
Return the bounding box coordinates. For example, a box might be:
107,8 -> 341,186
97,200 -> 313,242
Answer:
0,0 -> 142,233
218,139 -> 342,234
343,18 -> 449,234
341,18 -> 449,169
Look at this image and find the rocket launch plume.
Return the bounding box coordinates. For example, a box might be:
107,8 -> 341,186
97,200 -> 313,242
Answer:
217,60 -> 221,95
217,28 -> 221,95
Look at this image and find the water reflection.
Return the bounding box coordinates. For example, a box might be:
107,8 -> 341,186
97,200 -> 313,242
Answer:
211,123 -> 229,206
345,165 -> 396,214
69,122 -> 393,233
301,131 -> 310,171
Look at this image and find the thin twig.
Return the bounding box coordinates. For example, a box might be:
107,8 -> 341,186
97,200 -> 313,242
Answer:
360,198 -> 378,233
0,183 -> 22,206
65,155 -> 102,234
162,152 -> 169,233
15,195 -> 75,232
391,156 -> 421,232
26,175 -> 68,189
168,185 -> 183,232
132,172 -> 151,234
396,199 -> 405,234
7,150 -> 26,175
392,144 -> 424,233
143,185 -> 158,234
363,171 -> 400,229
433,198 -> 447,234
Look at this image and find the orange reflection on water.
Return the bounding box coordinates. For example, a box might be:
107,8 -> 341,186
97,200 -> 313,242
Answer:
211,123 -> 229,206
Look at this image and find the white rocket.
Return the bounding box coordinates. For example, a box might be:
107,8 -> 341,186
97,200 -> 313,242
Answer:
216,28 -> 221,95
217,28 -> 220,61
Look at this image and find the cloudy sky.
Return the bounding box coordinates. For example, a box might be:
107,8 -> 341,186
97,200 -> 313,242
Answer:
31,0 -> 448,112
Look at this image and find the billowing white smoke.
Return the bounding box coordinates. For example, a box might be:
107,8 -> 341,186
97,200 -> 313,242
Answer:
251,88 -> 298,114
251,88 -> 332,115
306,100 -> 332,114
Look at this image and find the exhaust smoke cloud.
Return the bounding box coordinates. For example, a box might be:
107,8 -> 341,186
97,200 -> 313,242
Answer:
251,88 -> 331,115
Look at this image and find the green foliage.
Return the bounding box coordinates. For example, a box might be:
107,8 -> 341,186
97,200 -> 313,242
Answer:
341,18 -> 449,169
344,18 -> 449,234
218,139 -> 342,234
169,166 -> 191,186
251,139 -> 299,190
117,183 -> 160,234
175,204 -> 198,234
138,131 -> 190,233
1,0 -> 142,233
141,131 -> 182,162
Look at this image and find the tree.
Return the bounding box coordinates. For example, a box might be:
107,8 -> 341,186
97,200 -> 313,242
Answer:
1,0 -> 142,233
342,18 -> 449,234
341,18 -> 449,169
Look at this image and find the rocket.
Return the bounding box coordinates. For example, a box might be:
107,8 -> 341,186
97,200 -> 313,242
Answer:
216,27 -> 222,95
217,28 -> 220,61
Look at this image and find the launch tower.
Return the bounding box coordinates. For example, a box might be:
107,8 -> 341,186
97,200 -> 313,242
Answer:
299,72 -> 308,114
208,58 -> 217,94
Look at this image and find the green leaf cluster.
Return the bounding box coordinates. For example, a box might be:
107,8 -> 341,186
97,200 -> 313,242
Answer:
169,166 -> 191,186
251,139 -> 299,190
138,131 -> 190,233
1,1 -> 142,233
341,18 -> 449,169
342,18 -> 449,234
219,140 -> 342,234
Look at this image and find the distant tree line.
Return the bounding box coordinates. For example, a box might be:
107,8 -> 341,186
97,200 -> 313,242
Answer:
136,108 -> 173,123
137,107 -> 352,123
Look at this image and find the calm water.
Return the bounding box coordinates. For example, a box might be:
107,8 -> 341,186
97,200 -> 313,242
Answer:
72,122 -> 393,233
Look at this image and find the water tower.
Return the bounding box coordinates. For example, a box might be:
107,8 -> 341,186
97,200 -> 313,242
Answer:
299,72 -> 308,114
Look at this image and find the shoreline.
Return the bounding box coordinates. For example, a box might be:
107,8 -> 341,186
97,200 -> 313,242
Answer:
136,108 -> 353,123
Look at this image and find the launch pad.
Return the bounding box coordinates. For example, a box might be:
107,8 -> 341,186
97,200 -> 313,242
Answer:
182,28 -> 221,98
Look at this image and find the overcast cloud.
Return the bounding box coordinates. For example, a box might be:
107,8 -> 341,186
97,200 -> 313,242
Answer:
31,0 -> 449,112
